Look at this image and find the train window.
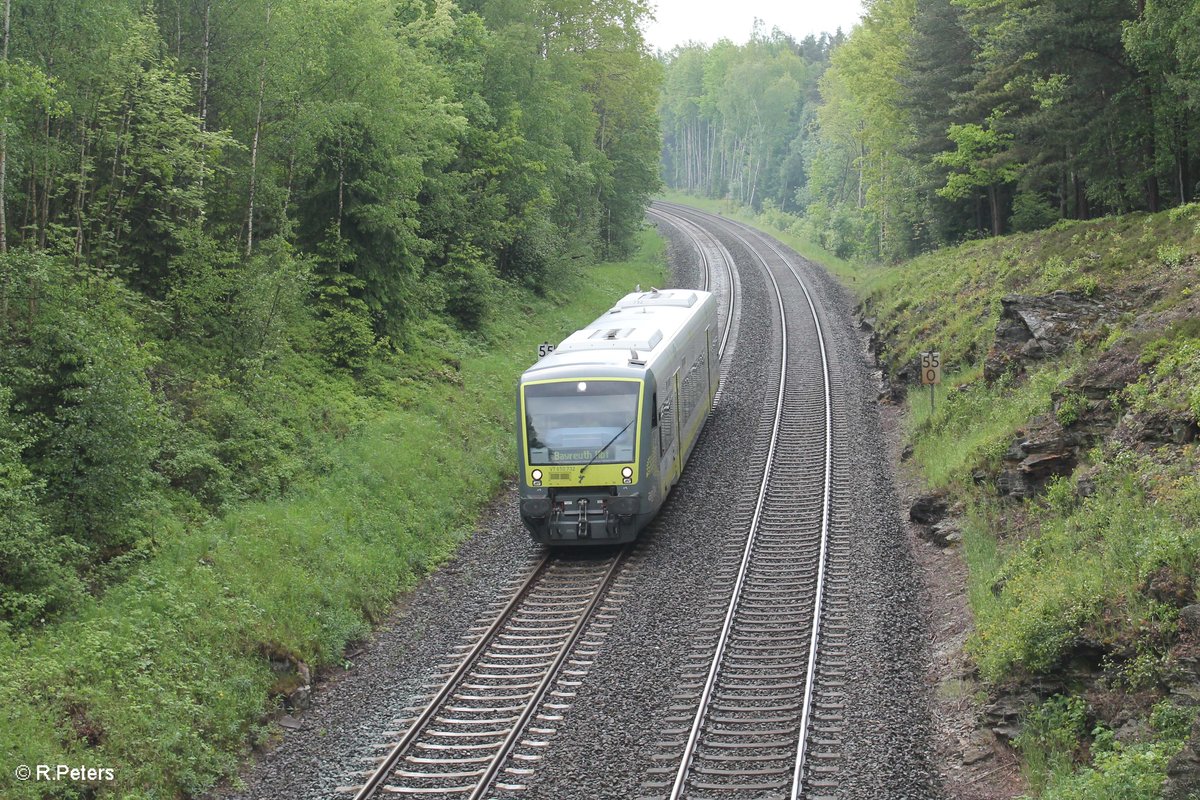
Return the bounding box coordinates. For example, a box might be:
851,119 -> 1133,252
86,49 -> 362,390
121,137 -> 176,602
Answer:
651,392 -> 658,428
659,396 -> 675,456
524,380 -> 641,465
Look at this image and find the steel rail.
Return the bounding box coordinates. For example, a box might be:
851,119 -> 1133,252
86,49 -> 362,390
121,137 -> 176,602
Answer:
463,551 -> 626,800
350,550 -> 628,799
728,224 -> 834,798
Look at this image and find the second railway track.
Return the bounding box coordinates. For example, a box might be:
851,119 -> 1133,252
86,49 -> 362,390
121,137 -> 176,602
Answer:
645,202 -> 852,800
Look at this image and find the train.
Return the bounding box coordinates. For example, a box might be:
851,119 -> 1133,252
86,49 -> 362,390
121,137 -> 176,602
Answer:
517,287 -> 719,545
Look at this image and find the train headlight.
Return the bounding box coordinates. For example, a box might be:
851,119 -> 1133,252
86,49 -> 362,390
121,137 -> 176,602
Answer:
531,469 -> 543,482
621,467 -> 633,479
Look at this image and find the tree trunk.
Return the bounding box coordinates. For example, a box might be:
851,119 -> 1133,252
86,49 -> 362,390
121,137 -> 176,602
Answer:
74,127 -> 88,266
197,0 -> 211,204
1073,173 -> 1088,220
1,0 -> 11,256
988,184 -> 1002,236
246,2 -> 272,257
39,109 -> 51,248
336,133 -> 344,237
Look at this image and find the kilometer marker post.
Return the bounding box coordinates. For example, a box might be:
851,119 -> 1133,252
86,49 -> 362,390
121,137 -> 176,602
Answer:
920,351 -> 941,416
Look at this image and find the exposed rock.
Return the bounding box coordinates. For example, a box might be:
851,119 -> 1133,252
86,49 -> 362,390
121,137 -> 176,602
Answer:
286,662 -> 313,712
1133,410 -> 1200,446
920,519 -> 962,548
287,683 -> 313,712
984,291 -> 1120,383
1164,717 -> 1200,800
984,690 -> 1039,742
1113,716 -> 1151,745
910,492 -> 949,524
961,743 -> 995,766
264,648 -> 313,713
1142,565 -> 1196,608
278,714 -> 303,731
1180,605 -> 1200,633
994,416 -> 1076,499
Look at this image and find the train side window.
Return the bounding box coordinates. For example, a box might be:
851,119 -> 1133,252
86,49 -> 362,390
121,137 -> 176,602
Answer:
659,397 -> 675,456
651,392 -> 658,427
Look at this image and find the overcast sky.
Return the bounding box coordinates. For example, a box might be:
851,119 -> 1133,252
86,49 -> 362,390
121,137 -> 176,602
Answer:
641,0 -> 866,53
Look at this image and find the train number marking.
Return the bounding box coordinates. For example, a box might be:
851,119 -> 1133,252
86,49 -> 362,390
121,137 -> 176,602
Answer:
537,342 -> 556,359
920,351 -> 941,385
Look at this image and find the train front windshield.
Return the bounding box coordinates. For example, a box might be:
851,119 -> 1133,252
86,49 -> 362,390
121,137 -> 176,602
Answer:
524,380 -> 640,466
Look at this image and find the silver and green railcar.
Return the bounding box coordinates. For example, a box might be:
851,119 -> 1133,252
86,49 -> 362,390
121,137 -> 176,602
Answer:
517,288 -> 719,545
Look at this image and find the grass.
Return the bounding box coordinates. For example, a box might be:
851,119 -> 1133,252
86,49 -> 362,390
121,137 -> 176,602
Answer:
1015,697 -> 1191,800
969,445 -> 1200,683
904,362 -> 1075,489
0,229 -> 668,799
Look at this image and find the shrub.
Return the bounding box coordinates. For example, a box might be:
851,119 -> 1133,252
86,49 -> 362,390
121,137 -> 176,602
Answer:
1014,694 -> 1088,792
1011,191 -> 1059,233
439,244 -> 496,330
0,385 -> 85,624
0,254 -> 165,562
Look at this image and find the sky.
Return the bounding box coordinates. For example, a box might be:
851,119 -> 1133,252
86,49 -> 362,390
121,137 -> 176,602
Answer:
641,0 -> 866,53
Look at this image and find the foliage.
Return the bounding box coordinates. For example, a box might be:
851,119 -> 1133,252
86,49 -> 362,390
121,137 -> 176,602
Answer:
0,253 -> 165,574
0,0 -> 663,624
1013,694 -> 1089,793
663,0 -> 1200,260
0,231 -> 667,799
658,31 -> 839,212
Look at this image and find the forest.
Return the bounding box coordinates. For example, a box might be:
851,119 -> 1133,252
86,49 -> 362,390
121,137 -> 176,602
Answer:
0,0 -> 661,629
659,0 -> 1200,262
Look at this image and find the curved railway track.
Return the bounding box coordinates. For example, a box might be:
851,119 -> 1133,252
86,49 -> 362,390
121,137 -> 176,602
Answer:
341,213 -> 744,800
644,202 -> 850,799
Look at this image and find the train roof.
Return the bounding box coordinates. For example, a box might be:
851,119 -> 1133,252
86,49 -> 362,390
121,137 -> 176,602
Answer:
520,288 -> 715,383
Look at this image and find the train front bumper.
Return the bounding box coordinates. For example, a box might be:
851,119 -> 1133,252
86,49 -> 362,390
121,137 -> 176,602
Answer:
520,492 -> 645,545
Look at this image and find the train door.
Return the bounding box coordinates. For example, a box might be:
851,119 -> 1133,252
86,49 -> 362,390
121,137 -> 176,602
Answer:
705,326 -> 714,406
658,369 -> 680,488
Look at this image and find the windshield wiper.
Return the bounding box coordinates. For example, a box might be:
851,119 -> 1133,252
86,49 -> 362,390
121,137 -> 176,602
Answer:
578,418 -> 637,482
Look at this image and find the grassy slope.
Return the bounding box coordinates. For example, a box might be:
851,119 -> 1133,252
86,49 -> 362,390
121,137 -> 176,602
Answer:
0,230 -> 667,799
867,210 -> 1200,797
662,192 -> 1200,797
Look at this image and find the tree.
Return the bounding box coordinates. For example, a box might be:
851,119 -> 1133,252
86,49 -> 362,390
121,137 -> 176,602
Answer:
935,119 -> 1020,235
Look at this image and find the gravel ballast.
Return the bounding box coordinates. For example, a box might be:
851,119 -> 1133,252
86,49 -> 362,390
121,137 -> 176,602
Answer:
213,210 -> 939,800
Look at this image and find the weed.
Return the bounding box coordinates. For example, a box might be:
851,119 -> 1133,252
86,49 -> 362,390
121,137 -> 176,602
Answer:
1157,243 -> 1185,269
1055,391 -> 1088,427
1014,694 -> 1088,792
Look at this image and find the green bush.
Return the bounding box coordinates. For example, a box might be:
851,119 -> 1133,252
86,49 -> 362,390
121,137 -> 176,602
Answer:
1014,694 -> 1088,792
0,254 -> 165,562
439,244 -> 496,330
0,385 -> 85,625
1011,191 -> 1060,233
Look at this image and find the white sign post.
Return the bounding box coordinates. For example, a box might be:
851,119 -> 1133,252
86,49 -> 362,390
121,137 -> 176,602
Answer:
920,351 -> 941,415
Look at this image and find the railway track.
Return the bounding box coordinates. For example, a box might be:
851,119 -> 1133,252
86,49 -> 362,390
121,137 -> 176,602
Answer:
645,206 -> 740,370
644,202 -> 852,799
341,552 -> 627,798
